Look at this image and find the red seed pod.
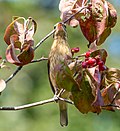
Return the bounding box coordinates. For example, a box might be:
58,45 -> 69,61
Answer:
71,47 -> 80,53
85,51 -> 91,58
98,60 -> 104,66
82,61 -> 88,68
95,57 -> 101,64
99,64 -> 106,71
87,58 -> 96,66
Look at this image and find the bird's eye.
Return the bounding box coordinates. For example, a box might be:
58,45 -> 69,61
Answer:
54,25 -> 56,29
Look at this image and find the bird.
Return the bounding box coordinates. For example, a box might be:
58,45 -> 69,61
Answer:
48,22 -> 72,126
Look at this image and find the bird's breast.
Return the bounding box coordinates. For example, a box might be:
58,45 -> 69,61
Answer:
48,38 -> 72,88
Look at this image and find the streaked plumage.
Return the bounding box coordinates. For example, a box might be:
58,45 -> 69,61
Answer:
48,22 -> 72,126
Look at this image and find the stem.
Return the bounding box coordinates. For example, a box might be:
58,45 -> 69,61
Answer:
0,97 -> 74,111
0,98 -> 55,111
5,57 -> 48,84
31,57 -> 48,63
34,29 -> 55,51
63,6 -> 87,23
5,66 -> 23,84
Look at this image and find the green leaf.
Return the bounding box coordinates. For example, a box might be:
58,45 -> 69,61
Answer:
96,27 -> 111,46
55,60 -> 78,92
71,73 -> 100,114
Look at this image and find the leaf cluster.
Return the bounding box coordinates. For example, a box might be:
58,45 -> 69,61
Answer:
55,49 -> 120,114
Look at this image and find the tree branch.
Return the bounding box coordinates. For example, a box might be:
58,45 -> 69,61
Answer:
34,29 -> 55,51
5,57 -> 48,84
31,57 -> 48,63
5,66 -> 23,84
0,97 -> 74,111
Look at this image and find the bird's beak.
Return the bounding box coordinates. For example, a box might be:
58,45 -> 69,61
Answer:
56,23 -> 63,31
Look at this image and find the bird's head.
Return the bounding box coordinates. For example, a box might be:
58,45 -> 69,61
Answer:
53,22 -> 67,39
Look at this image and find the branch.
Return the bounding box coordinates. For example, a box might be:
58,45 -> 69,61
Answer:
0,97 -> 73,111
5,66 -> 23,84
63,6 -> 87,23
5,57 -> 48,84
34,29 -> 55,51
31,57 -> 48,63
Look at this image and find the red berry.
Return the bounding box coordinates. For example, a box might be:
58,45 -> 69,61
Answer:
87,58 -> 96,66
85,51 -> 91,58
85,58 -> 89,62
82,61 -> 88,68
98,61 -> 104,66
99,64 -> 106,71
95,57 -> 100,64
71,47 -> 80,53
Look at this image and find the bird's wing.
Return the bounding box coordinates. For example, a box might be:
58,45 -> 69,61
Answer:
47,59 -> 56,94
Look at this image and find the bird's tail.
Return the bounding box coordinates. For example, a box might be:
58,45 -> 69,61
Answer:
59,100 -> 68,127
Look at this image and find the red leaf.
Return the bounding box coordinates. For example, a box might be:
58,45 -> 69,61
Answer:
86,67 -> 104,108
4,17 -> 25,45
4,22 -> 17,45
4,17 -> 36,66
79,0 -> 107,43
107,1 -> 117,28
17,45 -> 34,66
6,44 -> 21,65
59,0 -> 81,27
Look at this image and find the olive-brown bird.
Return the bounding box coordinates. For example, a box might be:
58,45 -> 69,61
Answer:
48,22 -> 72,126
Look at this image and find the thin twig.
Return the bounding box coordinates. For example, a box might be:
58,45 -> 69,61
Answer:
0,97 -> 74,111
58,97 -> 74,105
5,66 -> 23,84
31,57 -> 48,63
34,29 -> 55,51
63,6 -> 87,23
